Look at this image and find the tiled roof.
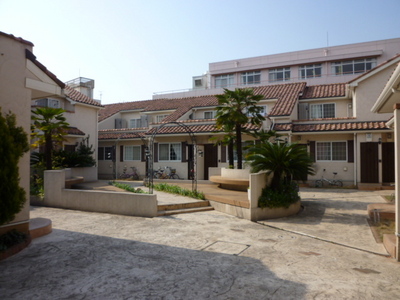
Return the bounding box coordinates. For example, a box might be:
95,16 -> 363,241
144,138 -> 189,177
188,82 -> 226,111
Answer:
263,82 -> 307,117
99,96 -> 218,122
147,123 -> 260,135
301,83 -> 347,99
64,85 -> 104,108
99,82 -> 308,122
274,121 -> 389,132
25,49 -> 65,88
0,31 -> 34,46
66,127 -> 85,136
99,131 -> 146,140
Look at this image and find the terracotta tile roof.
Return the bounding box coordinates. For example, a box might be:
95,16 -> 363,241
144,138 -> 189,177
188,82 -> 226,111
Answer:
25,49 -> 65,88
99,96 -> 217,122
64,85 -> 104,108
147,123 -> 260,135
290,121 -> 389,132
99,131 -> 146,140
66,127 -> 85,136
0,31 -> 34,46
301,83 -> 347,99
261,82 -> 307,117
293,117 -> 356,122
99,82 -> 307,122
273,123 -> 292,131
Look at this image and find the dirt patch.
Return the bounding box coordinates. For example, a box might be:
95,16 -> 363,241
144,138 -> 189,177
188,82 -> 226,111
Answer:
368,219 -> 395,243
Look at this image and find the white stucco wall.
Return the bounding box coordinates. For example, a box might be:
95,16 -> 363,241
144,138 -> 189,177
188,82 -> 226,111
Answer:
0,34 -> 32,232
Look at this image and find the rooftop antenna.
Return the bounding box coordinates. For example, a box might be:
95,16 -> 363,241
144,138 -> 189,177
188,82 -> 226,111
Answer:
327,31 -> 329,47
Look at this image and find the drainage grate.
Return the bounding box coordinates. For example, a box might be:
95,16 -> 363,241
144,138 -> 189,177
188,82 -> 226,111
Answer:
201,241 -> 250,256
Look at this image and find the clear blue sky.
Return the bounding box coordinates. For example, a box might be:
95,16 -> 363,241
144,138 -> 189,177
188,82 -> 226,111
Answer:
1,0 -> 399,104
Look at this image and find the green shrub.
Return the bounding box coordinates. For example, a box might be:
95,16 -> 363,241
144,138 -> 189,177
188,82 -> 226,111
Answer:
152,183 -> 205,200
111,182 -> 147,194
0,109 -> 29,225
0,230 -> 28,252
258,181 -> 300,209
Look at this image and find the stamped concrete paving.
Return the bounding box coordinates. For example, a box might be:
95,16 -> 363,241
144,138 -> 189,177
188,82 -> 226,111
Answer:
1,190 -> 400,299
259,188 -> 391,255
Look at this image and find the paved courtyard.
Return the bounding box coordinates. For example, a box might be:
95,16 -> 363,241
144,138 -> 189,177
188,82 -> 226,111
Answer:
0,189 -> 399,299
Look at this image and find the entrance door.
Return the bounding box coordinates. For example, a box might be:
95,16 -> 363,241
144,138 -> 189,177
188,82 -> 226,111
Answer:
204,144 -> 218,180
293,144 -> 308,181
382,142 -> 395,183
360,142 -> 379,183
187,144 -> 194,179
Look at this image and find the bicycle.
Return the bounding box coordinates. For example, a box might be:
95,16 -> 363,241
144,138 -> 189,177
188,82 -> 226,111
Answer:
119,166 -> 140,180
154,166 -> 180,179
315,172 -> 343,188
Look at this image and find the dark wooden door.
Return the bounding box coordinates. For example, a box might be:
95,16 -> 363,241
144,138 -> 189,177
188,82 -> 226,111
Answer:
360,142 -> 379,183
187,144 -> 194,179
382,142 -> 395,183
293,144 -> 308,181
204,144 -> 218,180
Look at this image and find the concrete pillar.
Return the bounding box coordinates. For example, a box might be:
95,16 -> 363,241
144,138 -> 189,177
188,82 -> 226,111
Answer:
394,107 -> 400,261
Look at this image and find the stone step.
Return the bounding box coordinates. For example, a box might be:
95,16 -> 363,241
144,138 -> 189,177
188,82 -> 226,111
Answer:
157,206 -> 214,216
158,201 -> 211,211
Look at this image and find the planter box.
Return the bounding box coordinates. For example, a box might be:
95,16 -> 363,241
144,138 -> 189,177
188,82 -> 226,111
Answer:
253,201 -> 302,221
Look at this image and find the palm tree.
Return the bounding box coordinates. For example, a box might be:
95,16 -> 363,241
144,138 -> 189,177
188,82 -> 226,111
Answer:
246,141 -> 315,190
31,107 -> 69,170
215,88 -> 265,169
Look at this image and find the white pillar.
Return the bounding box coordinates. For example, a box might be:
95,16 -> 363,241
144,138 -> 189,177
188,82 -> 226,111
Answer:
394,107 -> 400,261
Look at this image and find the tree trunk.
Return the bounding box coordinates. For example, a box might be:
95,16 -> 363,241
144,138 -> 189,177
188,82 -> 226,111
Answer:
228,139 -> 234,168
236,123 -> 242,169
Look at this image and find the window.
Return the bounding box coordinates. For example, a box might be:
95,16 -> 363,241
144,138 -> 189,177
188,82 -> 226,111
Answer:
98,147 -> 114,160
246,105 -> 267,117
129,119 -> 142,128
34,98 -> 60,108
241,71 -> 261,85
124,145 -> 141,161
310,103 -> 335,119
204,111 -> 216,119
159,143 -> 181,161
156,115 -> 168,123
233,141 -> 254,161
215,74 -> 234,88
299,64 -> 322,79
316,141 -> 347,161
269,68 -> 290,82
331,58 -> 376,75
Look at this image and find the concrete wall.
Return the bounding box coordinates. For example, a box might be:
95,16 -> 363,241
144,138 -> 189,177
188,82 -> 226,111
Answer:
0,34 -> 33,234
42,170 -> 157,217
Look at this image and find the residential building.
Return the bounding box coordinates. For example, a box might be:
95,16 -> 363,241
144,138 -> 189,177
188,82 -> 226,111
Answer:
99,40 -> 400,187
0,30 -> 104,237
154,38 -> 400,100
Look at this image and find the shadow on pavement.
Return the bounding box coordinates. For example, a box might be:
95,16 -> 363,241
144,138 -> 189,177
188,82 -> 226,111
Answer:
0,229 -> 307,299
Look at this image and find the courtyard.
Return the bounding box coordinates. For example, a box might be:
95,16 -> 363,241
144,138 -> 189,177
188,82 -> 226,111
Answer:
0,189 -> 399,299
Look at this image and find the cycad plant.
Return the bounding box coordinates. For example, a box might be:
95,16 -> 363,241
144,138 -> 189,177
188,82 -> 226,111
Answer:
247,141 -> 315,190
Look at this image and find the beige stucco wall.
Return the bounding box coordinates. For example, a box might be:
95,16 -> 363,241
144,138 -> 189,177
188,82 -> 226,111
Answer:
301,133 -> 355,184
0,35 -> 33,232
353,65 -> 397,121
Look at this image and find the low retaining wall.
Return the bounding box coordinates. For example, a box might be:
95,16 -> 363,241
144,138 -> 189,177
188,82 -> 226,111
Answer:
39,170 -> 157,217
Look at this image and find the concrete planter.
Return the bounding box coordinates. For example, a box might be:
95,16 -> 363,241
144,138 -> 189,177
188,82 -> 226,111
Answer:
221,168 -> 250,179
253,200 -> 301,221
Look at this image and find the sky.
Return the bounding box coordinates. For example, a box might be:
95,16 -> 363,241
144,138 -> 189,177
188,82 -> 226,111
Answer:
1,0 -> 400,105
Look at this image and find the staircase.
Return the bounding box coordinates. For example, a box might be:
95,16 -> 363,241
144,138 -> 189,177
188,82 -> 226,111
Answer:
157,201 -> 214,216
